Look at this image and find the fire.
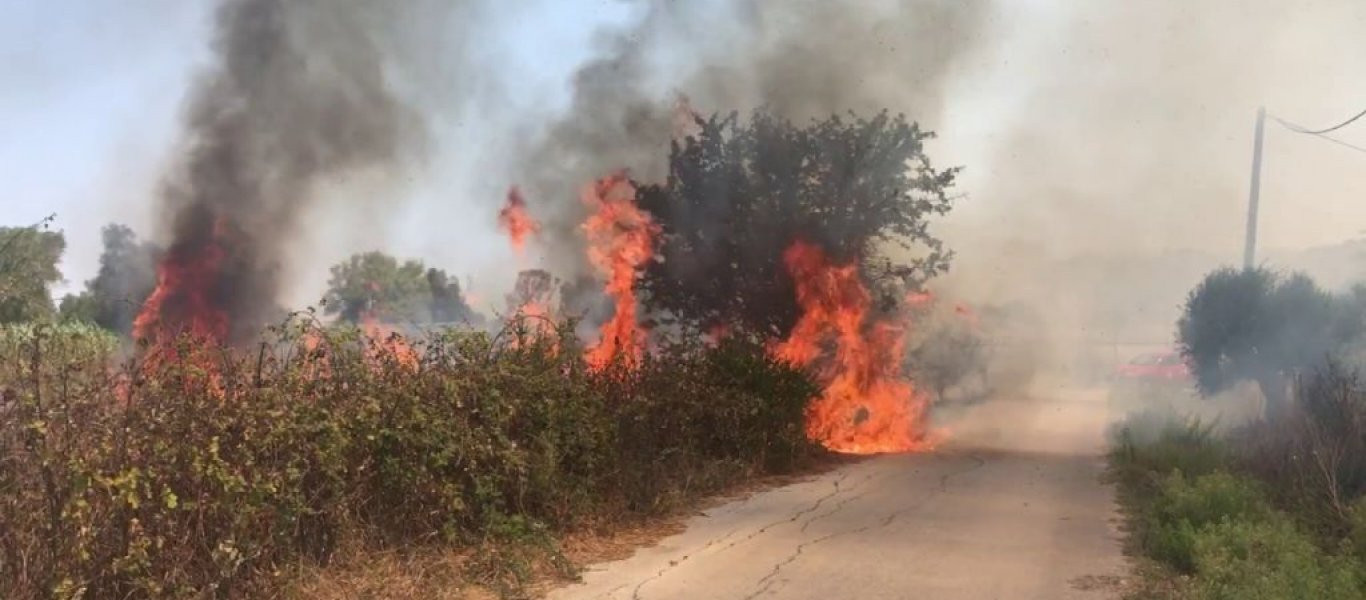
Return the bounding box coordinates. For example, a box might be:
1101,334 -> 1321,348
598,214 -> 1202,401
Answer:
133,215 -> 231,369
499,186 -> 540,254
504,269 -> 559,348
772,240 -> 933,454
581,173 -> 659,370
359,310 -> 418,371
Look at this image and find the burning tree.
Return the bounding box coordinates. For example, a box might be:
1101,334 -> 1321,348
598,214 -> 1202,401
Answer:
626,108 -> 958,452
636,108 -> 957,338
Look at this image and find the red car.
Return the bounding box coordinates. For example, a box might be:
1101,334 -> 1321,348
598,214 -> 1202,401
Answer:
1114,350 -> 1191,384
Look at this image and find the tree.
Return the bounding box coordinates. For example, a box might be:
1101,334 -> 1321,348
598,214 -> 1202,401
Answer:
323,251 -> 475,324
58,292 -> 99,323
426,268 -> 478,324
62,224 -> 160,334
0,220 -> 65,323
636,108 -> 957,337
1177,267 -> 1359,417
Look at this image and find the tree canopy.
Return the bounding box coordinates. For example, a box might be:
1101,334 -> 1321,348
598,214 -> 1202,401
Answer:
1178,267 -> 1363,415
0,222 -> 66,323
59,224 -> 160,333
636,108 -> 957,337
323,251 -> 476,325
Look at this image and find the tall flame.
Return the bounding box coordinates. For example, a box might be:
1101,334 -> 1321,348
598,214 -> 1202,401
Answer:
772,240 -> 933,454
581,173 -> 659,370
133,216 -> 231,355
499,186 -> 540,254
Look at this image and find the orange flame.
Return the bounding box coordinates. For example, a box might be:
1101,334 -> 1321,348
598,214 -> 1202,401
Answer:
772,240 -> 933,454
133,217 -> 231,373
499,186 -> 540,254
359,310 -> 418,371
503,269 -> 559,349
581,173 -> 659,370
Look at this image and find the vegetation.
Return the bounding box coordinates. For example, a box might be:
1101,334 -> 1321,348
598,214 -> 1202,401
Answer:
322,251 -> 478,325
1112,265 -> 1366,597
1177,267 -> 1363,418
57,224 -> 160,334
0,219 -> 66,323
636,109 -> 957,337
0,316 -> 820,598
1110,367 -> 1366,599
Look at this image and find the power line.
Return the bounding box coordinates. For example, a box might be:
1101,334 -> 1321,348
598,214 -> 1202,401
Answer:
1274,106 -> 1366,135
1269,115 -> 1366,157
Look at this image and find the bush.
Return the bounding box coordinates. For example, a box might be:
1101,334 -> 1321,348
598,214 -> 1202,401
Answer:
1110,408 -> 1366,598
1110,413 -> 1226,482
1230,363 -> 1366,542
0,317 -> 820,598
1191,516 -> 1363,600
1144,471 -> 1269,572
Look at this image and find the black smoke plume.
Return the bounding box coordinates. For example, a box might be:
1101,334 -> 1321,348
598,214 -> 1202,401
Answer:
144,0 -> 424,343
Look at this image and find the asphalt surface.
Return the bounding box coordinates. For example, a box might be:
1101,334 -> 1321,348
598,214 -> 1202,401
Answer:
548,388 -> 1129,600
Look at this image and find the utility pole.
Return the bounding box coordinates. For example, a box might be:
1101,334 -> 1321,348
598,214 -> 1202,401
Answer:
1243,106 -> 1266,269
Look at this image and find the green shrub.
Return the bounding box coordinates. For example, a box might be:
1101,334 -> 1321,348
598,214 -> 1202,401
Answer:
1111,413 -> 1226,481
0,317 -> 821,598
1191,515 -> 1363,600
1144,470 -> 1270,572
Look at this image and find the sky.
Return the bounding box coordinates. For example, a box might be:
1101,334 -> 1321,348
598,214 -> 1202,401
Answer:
4,0 -> 1366,309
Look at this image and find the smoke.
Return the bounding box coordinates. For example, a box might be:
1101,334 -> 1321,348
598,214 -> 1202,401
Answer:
510,0 -> 989,280
129,0 -> 1366,377
148,0 -> 426,342
925,0 -> 1366,383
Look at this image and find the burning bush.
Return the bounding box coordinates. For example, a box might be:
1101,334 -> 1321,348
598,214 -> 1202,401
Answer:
0,317 -> 818,598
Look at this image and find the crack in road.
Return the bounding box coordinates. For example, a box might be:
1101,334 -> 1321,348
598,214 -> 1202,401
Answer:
742,453 -> 989,600
624,469 -> 869,600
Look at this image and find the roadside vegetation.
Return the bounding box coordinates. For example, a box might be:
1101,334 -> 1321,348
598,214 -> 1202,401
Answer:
0,318 -> 821,598
1111,266 -> 1366,599
0,107 -> 965,598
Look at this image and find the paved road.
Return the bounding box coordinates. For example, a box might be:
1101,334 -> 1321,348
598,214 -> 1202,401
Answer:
548,388 -> 1129,600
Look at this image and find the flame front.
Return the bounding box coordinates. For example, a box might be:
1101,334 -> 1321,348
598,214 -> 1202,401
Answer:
133,217 -> 231,357
772,240 -> 933,454
499,186 -> 540,254
581,173 -> 659,370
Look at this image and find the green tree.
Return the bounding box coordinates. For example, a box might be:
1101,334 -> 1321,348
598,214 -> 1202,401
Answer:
0,220 -> 66,323
58,291 -> 99,323
636,109 -> 957,337
60,224 -> 160,334
1177,267 -> 1360,417
323,251 -> 475,324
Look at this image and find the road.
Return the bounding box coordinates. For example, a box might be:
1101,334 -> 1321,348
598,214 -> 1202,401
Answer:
548,388 -> 1129,600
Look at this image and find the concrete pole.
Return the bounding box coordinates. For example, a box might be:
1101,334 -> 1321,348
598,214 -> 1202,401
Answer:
1243,107 -> 1266,269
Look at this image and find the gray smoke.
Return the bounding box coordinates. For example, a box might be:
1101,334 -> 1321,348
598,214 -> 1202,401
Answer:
148,0 -> 426,342
512,0 -> 988,278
